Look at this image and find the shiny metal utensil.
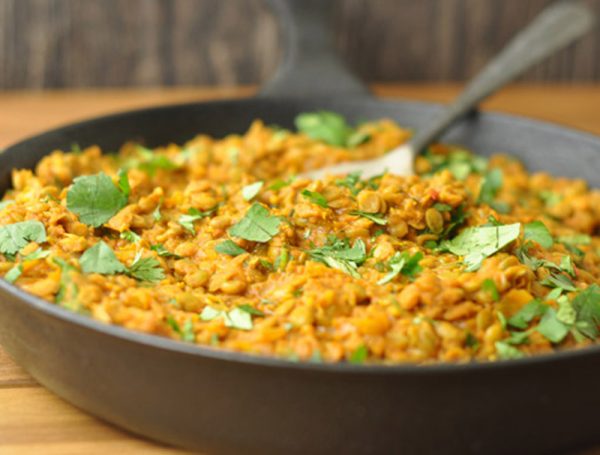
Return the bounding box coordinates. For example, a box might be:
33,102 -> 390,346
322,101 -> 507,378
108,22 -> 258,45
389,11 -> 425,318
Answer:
303,1 -> 595,180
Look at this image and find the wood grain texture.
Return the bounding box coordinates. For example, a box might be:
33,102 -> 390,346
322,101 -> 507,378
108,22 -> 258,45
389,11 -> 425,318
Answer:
0,0 -> 599,89
1,84 -> 600,453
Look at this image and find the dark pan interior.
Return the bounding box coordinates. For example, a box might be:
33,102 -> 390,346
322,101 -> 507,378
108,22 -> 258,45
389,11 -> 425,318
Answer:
2,97 -> 600,455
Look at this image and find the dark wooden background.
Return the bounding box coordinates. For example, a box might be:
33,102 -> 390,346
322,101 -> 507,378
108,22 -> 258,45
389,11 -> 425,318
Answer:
0,0 -> 599,89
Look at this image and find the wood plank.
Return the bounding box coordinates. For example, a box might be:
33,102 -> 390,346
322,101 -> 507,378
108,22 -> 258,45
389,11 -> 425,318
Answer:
0,388 -> 190,454
1,0 -> 599,89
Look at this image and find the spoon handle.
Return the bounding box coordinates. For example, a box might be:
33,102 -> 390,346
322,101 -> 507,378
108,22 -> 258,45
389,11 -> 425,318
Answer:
408,1 -> 596,155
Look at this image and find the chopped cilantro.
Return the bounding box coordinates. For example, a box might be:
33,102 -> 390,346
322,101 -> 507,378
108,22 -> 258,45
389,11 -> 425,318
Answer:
377,251 -> 423,285
440,222 -> 520,271
335,171 -> 364,196
238,304 -> 265,317
307,237 -> 367,278
120,230 -> 141,244
200,306 -> 253,330
150,243 -> 180,258
557,234 -> 591,246
539,190 -> 562,208
274,247 -> 289,271
301,189 -> 328,208
465,332 -> 480,349
523,221 -> 553,249
350,210 -> 387,226
152,203 -> 162,221
66,172 -> 128,227
127,253 -> 164,283
179,207 -> 216,234
349,344 -> 368,364
433,203 -> 452,212
134,146 -> 179,176
478,168 -> 503,207
80,241 -> 163,282
21,248 -> 49,261
422,148 -> 487,181
269,177 -> 295,191
482,278 -> 499,301
560,256 -> 575,277
540,272 -> 577,292
495,341 -> 524,359
0,220 -> 46,256
215,240 -> 247,256
242,181 -> 264,201
4,264 -> 22,283
53,257 -> 80,310
117,169 -> 131,198
79,241 -> 127,275
571,284 -> 600,338
229,203 -> 281,243
295,111 -> 368,148
508,300 -> 547,329
536,308 -> 570,343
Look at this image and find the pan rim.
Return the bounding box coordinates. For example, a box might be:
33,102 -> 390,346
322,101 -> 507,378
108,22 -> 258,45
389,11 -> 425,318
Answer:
3,95 -> 600,375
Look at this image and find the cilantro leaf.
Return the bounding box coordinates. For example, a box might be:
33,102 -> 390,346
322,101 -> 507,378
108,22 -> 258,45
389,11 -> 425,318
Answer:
242,181 -> 264,201
79,241 -> 127,275
301,189 -> 328,208
179,207 -> 216,234
120,230 -> 141,244
238,304 -> 265,317
349,344 -> 368,364
135,146 -> 179,176
495,341 -> 524,359
4,264 -> 22,283
67,172 -> 128,227
128,253 -> 164,283
229,203 -> 281,243
21,248 -> 50,261
150,243 -> 180,258
308,237 -> 367,278
441,223 -> 520,271
215,240 -> 247,256
508,300 -> 548,329
0,220 -> 47,255
524,221 -> 553,249
482,278 -> 500,301
166,316 -> 195,342
478,168 -> 503,205
540,272 -> 577,292
274,247 -> 289,271
200,306 -> 253,330
557,234 -> 591,246
571,284 -> 600,339
53,257 -> 80,311
536,308 -> 570,343
117,169 -> 131,198
377,251 -> 423,285
350,210 -> 388,226
295,111 -> 353,147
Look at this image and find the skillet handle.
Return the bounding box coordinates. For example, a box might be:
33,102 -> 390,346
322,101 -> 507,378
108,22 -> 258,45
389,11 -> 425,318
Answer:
260,0 -> 371,99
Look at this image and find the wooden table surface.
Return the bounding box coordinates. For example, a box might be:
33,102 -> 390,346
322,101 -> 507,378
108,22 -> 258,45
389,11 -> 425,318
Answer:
1,84 -> 600,455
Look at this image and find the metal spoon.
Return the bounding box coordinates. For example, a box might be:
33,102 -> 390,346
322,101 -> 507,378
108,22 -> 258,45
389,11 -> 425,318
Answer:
303,1 -> 596,180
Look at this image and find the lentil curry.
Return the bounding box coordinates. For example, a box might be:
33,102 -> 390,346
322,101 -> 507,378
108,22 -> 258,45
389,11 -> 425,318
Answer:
2,111 -> 600,364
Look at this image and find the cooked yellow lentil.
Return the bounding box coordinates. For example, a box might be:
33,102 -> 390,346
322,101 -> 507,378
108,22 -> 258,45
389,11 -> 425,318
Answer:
3,115 -> 600,364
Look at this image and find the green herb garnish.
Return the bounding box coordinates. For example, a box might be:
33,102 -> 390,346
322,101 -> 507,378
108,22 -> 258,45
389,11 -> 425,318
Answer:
150,243 -> 180,258
441,222 -> 520,271
242,181 -> 264,201
179,207 -> 216,234
350,210 -> 387,226
229,203 -> 281,243
295,111 -> 368,148
377,251 -> 423,285
4,264 -> 22,283
120,230 -> 141,244
0,220 -> 46,256
307,237 -> 367,278
66,172 -> 128,227
349,344 -> 368,364
523,221 -> 553,249
301,189 -> 328,208
200,306 -> 253,330
482,278 -> 500,301
215,240 -> 247,256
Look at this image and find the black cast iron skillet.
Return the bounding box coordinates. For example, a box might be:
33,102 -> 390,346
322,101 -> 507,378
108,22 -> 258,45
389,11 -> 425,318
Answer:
1,1 -> 600,454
